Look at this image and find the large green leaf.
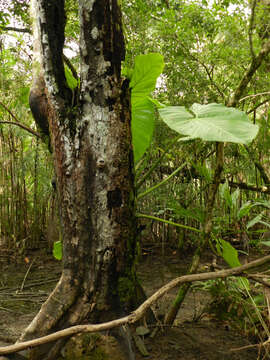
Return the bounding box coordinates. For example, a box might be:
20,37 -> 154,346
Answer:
130,53 -> 164,163
159,103 -> 259,144
130,53 -> 164,95
132,96 -> 155,163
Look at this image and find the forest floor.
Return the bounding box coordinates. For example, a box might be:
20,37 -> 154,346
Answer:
0,246 -> 266,360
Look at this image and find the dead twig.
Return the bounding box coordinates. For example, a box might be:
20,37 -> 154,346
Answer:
247,274 -> 270,288
0,277 -> 60,293
20,259 -> 35,292
231,337 -> 270,352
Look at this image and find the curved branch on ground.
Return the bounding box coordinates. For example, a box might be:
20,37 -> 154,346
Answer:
1,254 -> 270,356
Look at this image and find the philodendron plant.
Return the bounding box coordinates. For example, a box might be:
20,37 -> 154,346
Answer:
54,53 -> 259,266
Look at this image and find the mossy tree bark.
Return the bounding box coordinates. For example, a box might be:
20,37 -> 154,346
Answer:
20,1 -> 144,359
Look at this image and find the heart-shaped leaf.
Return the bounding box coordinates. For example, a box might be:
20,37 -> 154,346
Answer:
159,103 -> 258,144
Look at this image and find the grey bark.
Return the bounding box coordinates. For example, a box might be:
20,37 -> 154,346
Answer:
19,1 -> 144,359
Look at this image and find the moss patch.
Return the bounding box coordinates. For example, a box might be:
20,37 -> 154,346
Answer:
118,276 -> 136,305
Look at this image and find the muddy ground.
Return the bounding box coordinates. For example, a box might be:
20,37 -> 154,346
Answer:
0,248 -> 266,359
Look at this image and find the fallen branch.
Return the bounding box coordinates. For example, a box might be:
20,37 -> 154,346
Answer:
1,254 -> 270,355
0,277 -> 60,293
231,337 -> 270,352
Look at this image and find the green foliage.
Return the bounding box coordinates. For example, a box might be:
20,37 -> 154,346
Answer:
237,201 -> 253,220
220,182 -> 236,209
65,65 -> 78,90
159,103 -> 259,144
65,0 -> 79,41
129,53 -> 164,94
196,277 -> 259,329
132,97 -> 155,163
0,0 -> 30,30
53,241 -> 62,260
127,53 -> 164,163
215,238 -> 248,288
216,238 -> 240,268
0,11 -> 10,27
118,276 -> 136,305
8,0 -> 30,27
0,27 -> 53,250
168,202 -> 204,224
242,200 -> 270,232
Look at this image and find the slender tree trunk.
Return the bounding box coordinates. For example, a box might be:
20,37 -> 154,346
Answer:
19,1 -> 145,359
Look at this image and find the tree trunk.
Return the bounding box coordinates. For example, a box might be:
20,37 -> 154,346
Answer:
20,1 -> 144,358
